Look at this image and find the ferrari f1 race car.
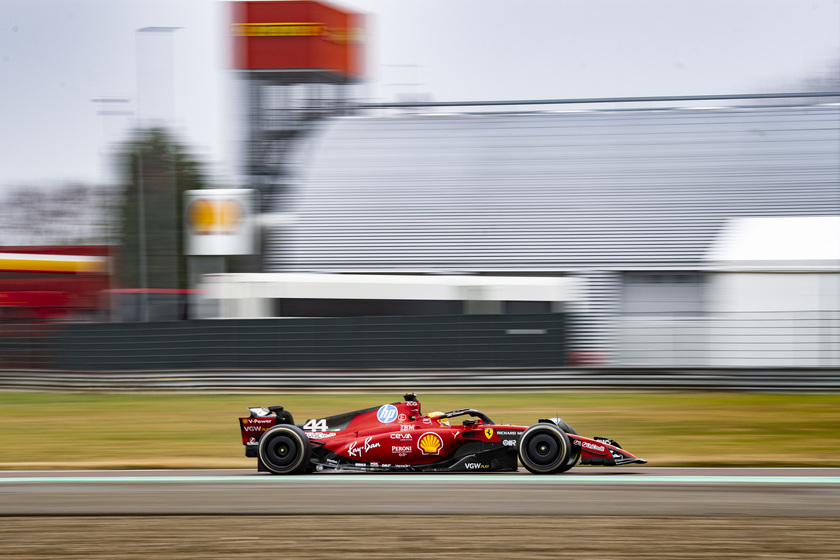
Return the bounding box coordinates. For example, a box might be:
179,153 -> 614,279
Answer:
239,393 -> 646,474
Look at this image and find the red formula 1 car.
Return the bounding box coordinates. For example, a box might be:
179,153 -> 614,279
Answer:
239,393 -> 645,474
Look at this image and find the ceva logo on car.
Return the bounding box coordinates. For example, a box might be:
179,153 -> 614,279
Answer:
377,404 -> 398,423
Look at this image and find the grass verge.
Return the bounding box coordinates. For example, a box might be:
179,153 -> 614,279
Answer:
1,391 -> 838,469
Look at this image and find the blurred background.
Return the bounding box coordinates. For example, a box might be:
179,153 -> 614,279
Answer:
0,0 -> 838,377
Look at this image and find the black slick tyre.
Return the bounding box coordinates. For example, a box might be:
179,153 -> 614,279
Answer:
518,423 -> 571,474
554,420 -> 578,435
552,420 -> 579,472
258,425 -> 311,475
555,449 -> 580,473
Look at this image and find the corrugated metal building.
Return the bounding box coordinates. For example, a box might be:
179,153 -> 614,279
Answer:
264,103 -> 840,364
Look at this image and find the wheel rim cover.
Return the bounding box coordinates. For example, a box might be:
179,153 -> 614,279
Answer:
527,433 -> 561,466
266,434 -> 297,468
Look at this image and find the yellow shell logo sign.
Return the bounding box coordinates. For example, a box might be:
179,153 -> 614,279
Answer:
418,432 -> 443,455
484,428 -> 494,440
187,198 -> 243,235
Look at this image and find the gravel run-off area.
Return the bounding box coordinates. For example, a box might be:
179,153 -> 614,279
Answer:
2,515 -> 839,559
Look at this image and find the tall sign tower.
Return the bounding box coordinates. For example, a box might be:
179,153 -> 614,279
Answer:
231,1 -> 364,212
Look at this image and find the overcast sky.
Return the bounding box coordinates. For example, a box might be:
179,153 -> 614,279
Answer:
1,0 -> 838,191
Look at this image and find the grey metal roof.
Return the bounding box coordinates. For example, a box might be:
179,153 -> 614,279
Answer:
266,104 -> 840,273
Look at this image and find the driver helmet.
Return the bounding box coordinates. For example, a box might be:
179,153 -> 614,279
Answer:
428,412 -> 449,426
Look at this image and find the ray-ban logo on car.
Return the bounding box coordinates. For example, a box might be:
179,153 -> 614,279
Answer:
377,404 -> 398,423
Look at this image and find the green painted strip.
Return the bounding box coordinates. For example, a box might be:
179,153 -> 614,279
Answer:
2,475 -> 840,484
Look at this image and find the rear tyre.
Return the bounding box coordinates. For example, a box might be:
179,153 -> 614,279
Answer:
518,423 -> 571,474
258,425 -> 311,475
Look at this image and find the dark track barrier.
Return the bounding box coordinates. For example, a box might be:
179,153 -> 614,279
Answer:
51,314 -> 566,371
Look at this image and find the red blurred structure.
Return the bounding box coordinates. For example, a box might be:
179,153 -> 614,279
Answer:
230,0 -> 364,79
0,246 -> 111,321
230,1 -> 365,212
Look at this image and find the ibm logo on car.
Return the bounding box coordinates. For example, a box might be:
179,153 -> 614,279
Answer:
377,404 -> 398,423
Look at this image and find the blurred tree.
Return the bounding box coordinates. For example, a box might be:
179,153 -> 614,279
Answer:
768,57 -> 840,103
0,183 -> 116,246
798,57 -> 840,101
117,127 -> 207,292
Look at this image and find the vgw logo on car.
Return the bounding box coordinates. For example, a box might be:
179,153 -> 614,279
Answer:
377,404 -> 398,423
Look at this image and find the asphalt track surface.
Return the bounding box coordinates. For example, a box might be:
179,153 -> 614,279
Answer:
2,467 -> 839,517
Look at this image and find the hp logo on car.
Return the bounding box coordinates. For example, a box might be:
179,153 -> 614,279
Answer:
377,404 -> 399,423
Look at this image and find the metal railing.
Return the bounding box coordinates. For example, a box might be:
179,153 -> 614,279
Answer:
0,367 -> 837,393
359,91 -> 840,110
619,311 -> 840,367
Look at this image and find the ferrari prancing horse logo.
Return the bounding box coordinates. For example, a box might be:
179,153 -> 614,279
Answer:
484,428 -> 494,440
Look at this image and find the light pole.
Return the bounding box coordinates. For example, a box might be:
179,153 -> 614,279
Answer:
136,27 -> 181,125
91,97 -> 133,322
135,27 -> 179,322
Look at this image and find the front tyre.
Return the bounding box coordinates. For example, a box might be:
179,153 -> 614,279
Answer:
258,425 -> 311,475
518,423 -> 571,474
553,419 -> 578,435
552,420 -> 579,472
555,449 -> 580,473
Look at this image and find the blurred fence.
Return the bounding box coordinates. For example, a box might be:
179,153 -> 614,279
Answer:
0,322 -> 60,370
0,312 -> 838,391
0,314 -> 566,371
620,311 -> 840,367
